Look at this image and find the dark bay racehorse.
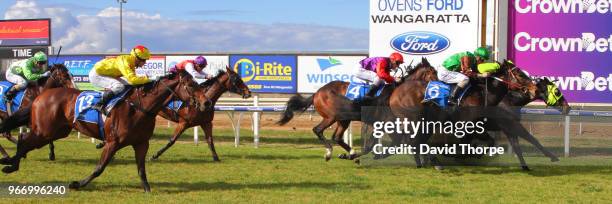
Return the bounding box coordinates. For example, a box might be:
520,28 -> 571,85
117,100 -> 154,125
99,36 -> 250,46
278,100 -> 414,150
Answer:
0,71 -> 208,192
348,60 -> 565,170
0,64 -> 74,160
151,67 -> 251,161
278,58 -> 438,161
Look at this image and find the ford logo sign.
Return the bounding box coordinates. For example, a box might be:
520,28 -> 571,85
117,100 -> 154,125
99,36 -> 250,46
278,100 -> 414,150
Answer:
390,31 -> 450,55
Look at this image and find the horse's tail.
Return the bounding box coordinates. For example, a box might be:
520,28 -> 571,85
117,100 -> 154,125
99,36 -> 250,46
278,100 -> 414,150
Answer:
277,94 -> 314,125
0,106 -> 31,133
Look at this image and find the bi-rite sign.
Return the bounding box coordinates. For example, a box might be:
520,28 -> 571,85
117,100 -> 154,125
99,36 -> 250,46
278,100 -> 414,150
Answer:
369,0 -> 481,64
0,19 -> 51,47
508,0 -> 612,103
230,55 -> 297,93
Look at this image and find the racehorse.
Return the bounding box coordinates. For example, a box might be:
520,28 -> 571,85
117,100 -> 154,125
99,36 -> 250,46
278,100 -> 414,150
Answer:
151,67 -> 251,161
346,60 -> 564,170
277,58 -> 438,161
0,64 -> 74,161
0,70 -> 208,192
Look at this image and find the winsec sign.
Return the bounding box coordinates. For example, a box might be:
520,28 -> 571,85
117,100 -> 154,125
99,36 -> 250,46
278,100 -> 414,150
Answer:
369,0 -> 481,64
508,0 -> 612,103
230,55 -> 296,93
297,56 -> 367,93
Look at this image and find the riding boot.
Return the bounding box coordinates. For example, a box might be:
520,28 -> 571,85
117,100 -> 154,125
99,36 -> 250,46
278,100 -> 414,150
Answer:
448,85 -> 463,105
91,90 -> 115,115
3,86 -> 19,102
364,83 -> 381,100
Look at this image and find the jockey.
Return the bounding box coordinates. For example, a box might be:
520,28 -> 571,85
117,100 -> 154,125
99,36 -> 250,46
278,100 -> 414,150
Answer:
4,51 -> 49,101
354,52 -> 404,98
89,45 -> 157,114
439,47 -> 490,104
172,56 -> 211,82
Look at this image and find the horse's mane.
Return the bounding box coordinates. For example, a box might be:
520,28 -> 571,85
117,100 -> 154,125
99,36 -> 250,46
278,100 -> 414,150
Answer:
408,58 -> 433,76
199,69 -> 227,88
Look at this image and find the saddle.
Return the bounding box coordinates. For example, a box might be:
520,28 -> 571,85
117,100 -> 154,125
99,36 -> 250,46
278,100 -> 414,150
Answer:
0,81 -> 27,113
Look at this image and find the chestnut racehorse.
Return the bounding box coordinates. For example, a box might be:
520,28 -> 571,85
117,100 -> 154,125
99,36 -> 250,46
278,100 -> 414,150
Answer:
151,67 -> 251,161
277,58 -> 438,161
0,64 -> 74,161
0,70 -> 208,192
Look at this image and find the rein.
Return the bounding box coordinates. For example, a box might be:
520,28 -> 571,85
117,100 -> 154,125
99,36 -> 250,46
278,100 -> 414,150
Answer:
492,67 -> 528,91
125,76 -> 192,117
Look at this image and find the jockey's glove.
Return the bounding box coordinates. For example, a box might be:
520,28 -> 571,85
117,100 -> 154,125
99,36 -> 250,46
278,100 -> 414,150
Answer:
41,71 -> 51,77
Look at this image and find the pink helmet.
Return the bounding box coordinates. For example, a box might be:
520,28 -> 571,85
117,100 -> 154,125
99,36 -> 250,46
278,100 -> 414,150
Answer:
194,56 -> 207,67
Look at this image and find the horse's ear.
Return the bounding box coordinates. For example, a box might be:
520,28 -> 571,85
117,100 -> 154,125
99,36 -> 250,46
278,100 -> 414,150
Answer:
421,57 -> 429,66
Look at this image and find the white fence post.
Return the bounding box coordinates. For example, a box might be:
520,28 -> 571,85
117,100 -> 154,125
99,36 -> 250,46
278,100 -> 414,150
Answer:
194,126 -> 199,145
564,115 -> 570,157
343,123 -> 353,148
253,95 -> 260,148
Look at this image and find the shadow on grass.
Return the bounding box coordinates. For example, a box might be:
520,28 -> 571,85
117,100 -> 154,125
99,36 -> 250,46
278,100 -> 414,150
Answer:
149,133 -> 364,146
456,165 -> 612,177
77,181 -> 370,193
45,153 -> 323,165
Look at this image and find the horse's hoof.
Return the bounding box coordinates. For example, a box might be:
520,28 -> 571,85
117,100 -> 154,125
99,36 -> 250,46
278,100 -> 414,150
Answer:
213,157 -> 221,162
0,157 -> 10,165
325,155 -> 331,162
1,165 -> 18,174
149,156 -> 159,161
69,181 -> 81,189
521,166 -> 531,171
49,155 -> 55,161
551,157 -> 560,162
338,153 -> 348,160
434,166 -> 445,171
354,159 -> 361,165
95,143 -> 105,149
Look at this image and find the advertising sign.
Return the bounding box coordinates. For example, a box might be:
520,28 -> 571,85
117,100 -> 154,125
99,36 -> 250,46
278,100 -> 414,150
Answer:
135,56 -> 166,77
508,1 -> 612,103
0,19 -> 51,47
297,56 -> 367,93
369,0 -> 481,65
230,55 -> 296,93
55,55 -> 104,90
166,55 -> 229,83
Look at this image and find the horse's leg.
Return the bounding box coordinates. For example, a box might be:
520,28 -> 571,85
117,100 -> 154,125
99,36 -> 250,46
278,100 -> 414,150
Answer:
202,122 -> 220,162
150,122 -> 188,160
133,142 -> 151,192
69,141 -> 118,190
333,120 -> 355,160
2,132 -> 49,173
506,134 -> 530,171
0,144 -> 9,160
313,119 -> 335,161
48,141 -> 55,161
4,132 -> 17,144
350,124 -> 376,160
507,121 -> 559,162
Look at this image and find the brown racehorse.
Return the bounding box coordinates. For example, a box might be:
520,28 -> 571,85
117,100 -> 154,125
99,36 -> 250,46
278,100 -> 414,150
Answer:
0,64 -> 74,160
0,70 -> 208,192
151,67 -> 251,161
277,58 -> 438,161
349,60 -> 564,170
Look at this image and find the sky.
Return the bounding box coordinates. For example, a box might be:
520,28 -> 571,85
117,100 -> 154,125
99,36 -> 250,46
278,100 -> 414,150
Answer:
0,0 -> 369,53
0,0 -> 494,54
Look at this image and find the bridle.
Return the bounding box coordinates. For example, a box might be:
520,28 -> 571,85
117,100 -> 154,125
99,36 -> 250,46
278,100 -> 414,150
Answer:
127,73 -> 199,117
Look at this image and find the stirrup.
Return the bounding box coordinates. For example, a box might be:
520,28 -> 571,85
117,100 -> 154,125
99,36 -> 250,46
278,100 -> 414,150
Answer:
92,104 -> 108,115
